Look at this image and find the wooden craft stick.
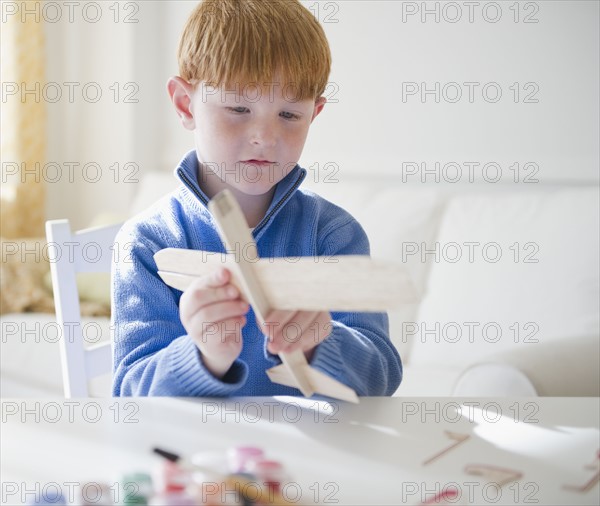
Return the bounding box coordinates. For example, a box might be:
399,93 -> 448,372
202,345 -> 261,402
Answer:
418,489 -> 459,505
563,451 -> 600,493
155,251 -> 418,311
208,191 -> 270,320
463,464 -> 523,488
563,471 -> 600,493
265,364 -> 359,403
277,349 -> 315,399
422,431 -> 470,466
208,190 -> 315,398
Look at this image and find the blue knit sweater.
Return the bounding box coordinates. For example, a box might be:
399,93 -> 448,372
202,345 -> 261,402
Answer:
111,150 -> 402,397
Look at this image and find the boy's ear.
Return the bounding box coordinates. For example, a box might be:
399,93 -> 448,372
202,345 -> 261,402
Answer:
311,96 -> 327,122
167,77 -> 196,130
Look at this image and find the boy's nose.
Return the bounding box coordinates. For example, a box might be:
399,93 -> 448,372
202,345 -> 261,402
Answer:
249,123 -> 277,147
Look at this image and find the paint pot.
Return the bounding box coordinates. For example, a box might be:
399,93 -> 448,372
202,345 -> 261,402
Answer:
120,472 -> 153,505
245,459 -> 287,495
227,446 -> 265,474
26,489 -> 66,505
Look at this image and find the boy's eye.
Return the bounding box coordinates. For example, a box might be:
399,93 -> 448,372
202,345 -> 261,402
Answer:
227,107 -> 250,114
280,111 -> 301,120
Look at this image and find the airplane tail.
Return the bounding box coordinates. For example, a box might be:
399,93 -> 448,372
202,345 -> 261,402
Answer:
266,364 -> 359,403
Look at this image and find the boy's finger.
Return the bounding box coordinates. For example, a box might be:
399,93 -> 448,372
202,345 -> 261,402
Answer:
203,299 -> 249,325
262,310 -> 300,353
263,310 -> 313,337
270,312 -> 331,354
200,284 -> 240,306
205,266 -> 230,287
265,311 -> 306,354
181,283 -> 241,321
188,300 -> 249,332
183,268 -> 229,294
261,309 -> 294,331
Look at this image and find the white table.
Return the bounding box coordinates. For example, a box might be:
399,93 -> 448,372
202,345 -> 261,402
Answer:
2,397 -> 599,505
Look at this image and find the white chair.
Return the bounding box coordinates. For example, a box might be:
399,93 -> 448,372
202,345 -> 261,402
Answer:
45,219 -> 122,397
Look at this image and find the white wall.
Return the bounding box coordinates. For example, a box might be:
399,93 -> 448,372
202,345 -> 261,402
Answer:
45,0 -> 599,227
307,0 -> 599,182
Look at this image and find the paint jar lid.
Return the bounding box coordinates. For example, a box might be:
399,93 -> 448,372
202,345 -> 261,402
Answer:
157,461 -> 190,493
248,459 -> 284,472
245,459 -> 287,493
227,446 -> 265,473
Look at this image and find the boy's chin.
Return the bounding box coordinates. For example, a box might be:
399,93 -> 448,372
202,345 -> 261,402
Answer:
230,182 -> 278,197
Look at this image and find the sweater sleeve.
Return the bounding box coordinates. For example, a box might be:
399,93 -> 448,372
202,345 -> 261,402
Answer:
111,223 -> 248,396
308,216 -> 403,396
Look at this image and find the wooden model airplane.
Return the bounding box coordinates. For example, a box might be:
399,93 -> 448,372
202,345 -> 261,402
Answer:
154,189 -> 418,403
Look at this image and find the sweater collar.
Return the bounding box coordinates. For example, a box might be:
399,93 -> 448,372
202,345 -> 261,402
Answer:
174,149 -> 306,234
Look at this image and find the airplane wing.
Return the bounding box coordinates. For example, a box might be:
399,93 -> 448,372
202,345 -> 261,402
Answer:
154,249 -> 418,312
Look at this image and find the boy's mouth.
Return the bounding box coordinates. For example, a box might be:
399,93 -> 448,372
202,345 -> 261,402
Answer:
242,159 -> 275,166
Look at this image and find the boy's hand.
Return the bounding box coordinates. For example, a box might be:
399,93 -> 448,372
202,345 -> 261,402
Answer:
258,310 -> 333,361
179,267 -> 249,379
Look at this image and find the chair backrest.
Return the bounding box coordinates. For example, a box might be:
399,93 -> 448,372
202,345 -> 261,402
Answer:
45,219 -> 122,397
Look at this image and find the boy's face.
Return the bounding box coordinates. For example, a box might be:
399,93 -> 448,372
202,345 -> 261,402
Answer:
169,77 -> 326,197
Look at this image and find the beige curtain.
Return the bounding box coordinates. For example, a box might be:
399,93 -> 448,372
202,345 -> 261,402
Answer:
1,1 -> 47,239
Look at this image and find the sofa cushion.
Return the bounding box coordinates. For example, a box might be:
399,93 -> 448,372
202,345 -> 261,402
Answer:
410,189 -> 600,371
393,364 -> 462,396
452,363 -> 538,397
303,179 -> 445,362
490,335 -> 599,396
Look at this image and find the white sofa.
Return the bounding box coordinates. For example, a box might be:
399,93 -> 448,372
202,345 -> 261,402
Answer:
2,173 -> 598,397
307,178 -> 600,397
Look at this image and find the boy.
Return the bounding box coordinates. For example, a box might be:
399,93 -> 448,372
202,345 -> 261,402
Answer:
112,0 -> 402,396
